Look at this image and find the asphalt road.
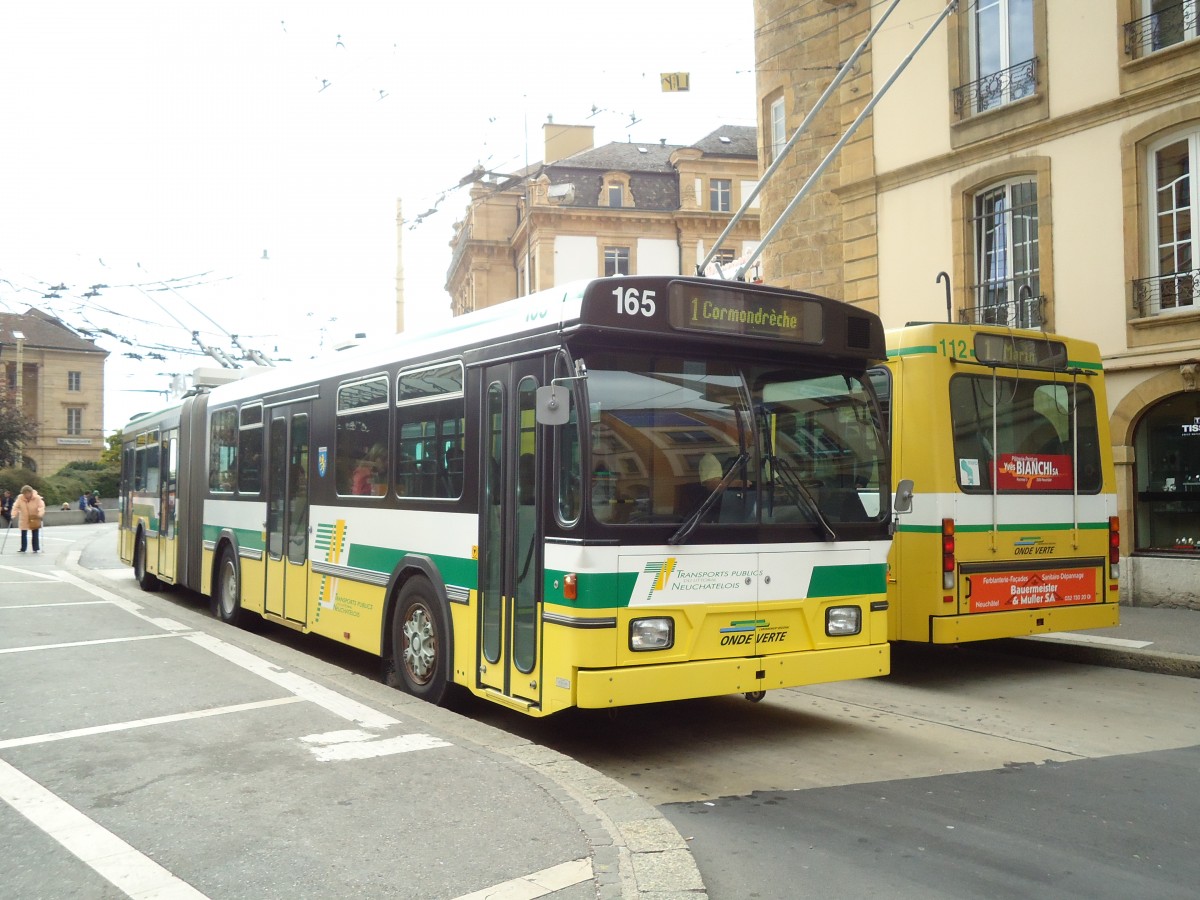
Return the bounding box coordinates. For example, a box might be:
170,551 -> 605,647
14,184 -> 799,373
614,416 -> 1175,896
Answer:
33,523 -> 1200,899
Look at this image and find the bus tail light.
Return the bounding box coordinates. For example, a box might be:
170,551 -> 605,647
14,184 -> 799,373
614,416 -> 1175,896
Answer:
1109,516 -> 1120,579
942,518 -> 956,590
563,573 -> 577,601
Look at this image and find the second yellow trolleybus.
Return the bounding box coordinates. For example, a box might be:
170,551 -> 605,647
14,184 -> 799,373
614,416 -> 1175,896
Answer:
873,323 -> 1120,643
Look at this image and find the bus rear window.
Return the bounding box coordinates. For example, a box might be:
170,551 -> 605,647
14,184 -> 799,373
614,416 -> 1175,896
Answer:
949,375 -> 1102,493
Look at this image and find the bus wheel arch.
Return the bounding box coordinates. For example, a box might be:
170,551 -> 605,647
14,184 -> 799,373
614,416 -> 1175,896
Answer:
211,540 -> 244,626
133,526 -> 161,592
385,562 -> 454,706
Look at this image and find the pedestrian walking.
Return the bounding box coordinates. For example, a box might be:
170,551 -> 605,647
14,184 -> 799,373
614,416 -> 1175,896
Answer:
13,484 -> 46,553
1,489 -> 13,527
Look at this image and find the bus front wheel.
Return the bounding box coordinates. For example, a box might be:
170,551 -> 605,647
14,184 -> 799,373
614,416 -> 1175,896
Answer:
212,546 -> 244,626
392,578 -> 450,706
133,531 -> 161,592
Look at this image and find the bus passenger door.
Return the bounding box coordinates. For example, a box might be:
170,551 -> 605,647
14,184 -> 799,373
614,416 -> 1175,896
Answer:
265,405 -> 310,625
157,431 -> 178,582
478,362 -> 543,708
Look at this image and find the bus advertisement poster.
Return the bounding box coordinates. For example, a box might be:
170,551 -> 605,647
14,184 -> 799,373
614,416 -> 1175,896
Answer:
967,568 -> 1099,612
996,453 -> 1074,490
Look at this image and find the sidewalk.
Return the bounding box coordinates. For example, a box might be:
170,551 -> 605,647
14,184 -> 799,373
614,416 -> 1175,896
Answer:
1004,605 -> 1200,678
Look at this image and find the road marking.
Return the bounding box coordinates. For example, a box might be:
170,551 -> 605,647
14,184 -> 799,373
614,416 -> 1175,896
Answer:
0,697 -> 304,750
451,858 -> 593,900
0,631 -> 184,655
1029,632 -> 1154,649
0,757 -> 210,899
0,564 -> 62,580
184,631 -> 401,729
299,728 -> 451,761
0,600 -> 113,610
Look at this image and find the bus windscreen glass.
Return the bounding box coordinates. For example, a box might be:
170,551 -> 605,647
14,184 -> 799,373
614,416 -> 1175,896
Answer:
584,353 -> 885,528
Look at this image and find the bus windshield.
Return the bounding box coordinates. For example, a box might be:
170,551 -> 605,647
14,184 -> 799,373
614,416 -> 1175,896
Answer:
584,353 -> 887,531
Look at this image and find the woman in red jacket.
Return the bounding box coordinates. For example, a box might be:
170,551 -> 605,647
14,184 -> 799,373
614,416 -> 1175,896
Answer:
13,484 -> 46,553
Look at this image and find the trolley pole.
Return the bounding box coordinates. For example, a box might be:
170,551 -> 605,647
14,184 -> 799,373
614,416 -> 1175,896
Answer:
697,0 -> 906,278
735,1 -> 958,283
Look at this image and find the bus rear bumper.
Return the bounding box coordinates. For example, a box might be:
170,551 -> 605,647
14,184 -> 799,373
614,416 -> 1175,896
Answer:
929,603 -> 1120,643
573,643 -> 889,709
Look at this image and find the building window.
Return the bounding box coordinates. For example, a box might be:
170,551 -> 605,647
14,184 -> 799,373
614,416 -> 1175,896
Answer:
957,0 -> 1036,116
68,371 -> 81,391
1127,1 -> 1199,58
1135,130 -> 1200,316
604,246 -> 630,276
769,96 -> 786,163
66,407 -> 83,436
1134,392 -> 1200,553
608,184 -> 623,208
967,179 -> 1041,328
710,179 -> 732,212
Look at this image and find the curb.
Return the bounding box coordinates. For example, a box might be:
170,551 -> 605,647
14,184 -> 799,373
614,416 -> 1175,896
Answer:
995,636 -> 1200,680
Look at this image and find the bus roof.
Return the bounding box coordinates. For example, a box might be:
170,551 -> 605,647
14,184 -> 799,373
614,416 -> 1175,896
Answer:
884,321 -> 1103,372
125,276 -> 884,422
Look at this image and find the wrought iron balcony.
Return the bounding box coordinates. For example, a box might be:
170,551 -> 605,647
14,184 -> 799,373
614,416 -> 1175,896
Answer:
960,284 -> 1045,330
1125,1 -> 1197,59
953,58 -> 1039,118
1132,271 -> 1200,317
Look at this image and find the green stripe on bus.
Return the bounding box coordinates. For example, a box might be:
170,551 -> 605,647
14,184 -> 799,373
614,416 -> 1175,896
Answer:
201,524 -> 266,551
886,345 -> 938,358
953,521 -> 1109,533
808,563 -> 887,597
897,521 -> 1109,534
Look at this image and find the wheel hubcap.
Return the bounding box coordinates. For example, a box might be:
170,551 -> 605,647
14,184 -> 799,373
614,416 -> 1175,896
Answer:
221,562 -> 237,615
402,606 -> 435,684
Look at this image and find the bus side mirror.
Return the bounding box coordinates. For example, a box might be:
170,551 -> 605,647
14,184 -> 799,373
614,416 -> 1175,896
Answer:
893,478 -> 914,514
536,385 -> 571,426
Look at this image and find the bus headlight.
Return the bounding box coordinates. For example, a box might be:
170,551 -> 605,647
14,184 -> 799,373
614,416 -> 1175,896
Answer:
630,617 -> 674,651
825,606 -> 862,636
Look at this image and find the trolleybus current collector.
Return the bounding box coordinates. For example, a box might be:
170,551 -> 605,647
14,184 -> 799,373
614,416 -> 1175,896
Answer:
119,276 -> 896,716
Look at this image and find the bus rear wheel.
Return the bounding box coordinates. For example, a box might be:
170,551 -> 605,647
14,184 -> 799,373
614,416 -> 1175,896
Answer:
212,546 -> 244,626
392,578 -> 450,705
133,531 -> 161,592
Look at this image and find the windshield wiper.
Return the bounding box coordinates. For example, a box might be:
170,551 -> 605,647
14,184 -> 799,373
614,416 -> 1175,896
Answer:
669,451 -> 749,546
767,453 -> 838,541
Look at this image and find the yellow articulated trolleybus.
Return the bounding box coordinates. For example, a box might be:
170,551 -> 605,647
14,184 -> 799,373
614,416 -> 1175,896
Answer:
872,323 -> 1120,644
119,275 -> 896,716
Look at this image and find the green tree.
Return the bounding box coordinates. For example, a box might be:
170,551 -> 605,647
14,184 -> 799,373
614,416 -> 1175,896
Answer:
0,394 -> 36,468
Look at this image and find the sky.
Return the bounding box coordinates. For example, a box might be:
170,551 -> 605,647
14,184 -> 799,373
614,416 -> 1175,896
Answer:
0,1 -> 757,433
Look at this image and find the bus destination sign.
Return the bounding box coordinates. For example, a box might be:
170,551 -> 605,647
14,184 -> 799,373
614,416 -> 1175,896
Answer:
974,333 -> 1067,370
669,283 -> 823,343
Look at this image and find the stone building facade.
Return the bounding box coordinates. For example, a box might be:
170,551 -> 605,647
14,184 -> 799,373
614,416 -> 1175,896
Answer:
753,0 -> 1200,607
1,309 -> 109,473
445,123 -> 762,313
